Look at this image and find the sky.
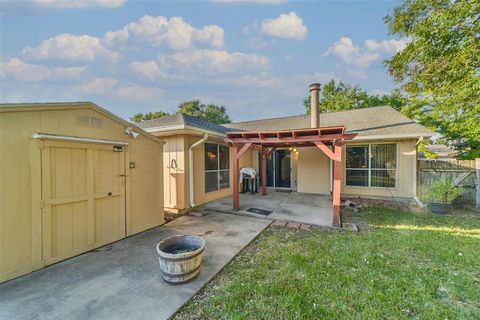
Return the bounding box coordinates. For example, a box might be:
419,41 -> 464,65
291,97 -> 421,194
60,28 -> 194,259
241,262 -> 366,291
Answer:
0,0 -> 406,122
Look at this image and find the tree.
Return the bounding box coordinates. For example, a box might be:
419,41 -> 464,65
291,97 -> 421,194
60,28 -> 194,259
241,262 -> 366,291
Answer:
131,100 -> 232,125
130,111 -> 170,123
384,0 -> 480,158
303,80 -> 405,114
178,100 -> 232,124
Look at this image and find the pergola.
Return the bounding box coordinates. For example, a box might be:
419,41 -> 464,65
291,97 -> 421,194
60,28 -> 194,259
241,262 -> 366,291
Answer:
225,126 -> 357,227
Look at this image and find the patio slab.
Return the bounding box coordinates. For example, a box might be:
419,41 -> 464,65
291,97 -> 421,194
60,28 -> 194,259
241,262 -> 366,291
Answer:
205,191 -> 333,227
0,212 -> 270,320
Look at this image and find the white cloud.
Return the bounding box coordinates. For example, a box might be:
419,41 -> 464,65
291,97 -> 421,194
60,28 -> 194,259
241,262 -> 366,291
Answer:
22,33 -> 121,62
0,58 -> 85,82
364,38 -> 409,54
103,15 -> 224,50
325,37 -> 380,69
261,12 -> 307,40
74,77 -> 118,95
129,60 -> 164,81
73,77 -> 161,102
211,0 -> 288,4
158,49 -> 269,77
0,0 -> 126,13
30,0 -> 127,9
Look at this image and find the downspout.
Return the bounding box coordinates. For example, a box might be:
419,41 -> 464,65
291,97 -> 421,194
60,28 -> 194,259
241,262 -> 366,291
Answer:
413,137 -> 424,208
189,134 -> 208,208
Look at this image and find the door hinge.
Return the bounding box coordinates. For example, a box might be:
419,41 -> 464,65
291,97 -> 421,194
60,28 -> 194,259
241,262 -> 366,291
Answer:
40,199 -> 45,209
39,141 -> 44,149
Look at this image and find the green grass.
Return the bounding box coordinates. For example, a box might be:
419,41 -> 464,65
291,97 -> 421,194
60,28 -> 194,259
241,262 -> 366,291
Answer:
174,209 -> 480,319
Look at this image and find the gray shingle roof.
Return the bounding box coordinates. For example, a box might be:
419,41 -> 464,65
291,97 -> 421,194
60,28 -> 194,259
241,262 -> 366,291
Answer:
136,113 -> 235,134
224,106 -> 433,139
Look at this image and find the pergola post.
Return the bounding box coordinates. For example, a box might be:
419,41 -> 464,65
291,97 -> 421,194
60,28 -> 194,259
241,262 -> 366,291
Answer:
332,141 -> 343,227
232,145 -> 240,209
260,147 -> 275,196
261,151 -> 267,195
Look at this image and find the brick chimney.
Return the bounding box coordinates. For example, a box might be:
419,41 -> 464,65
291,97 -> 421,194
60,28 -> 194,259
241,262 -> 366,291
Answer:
309,83 -> 320,128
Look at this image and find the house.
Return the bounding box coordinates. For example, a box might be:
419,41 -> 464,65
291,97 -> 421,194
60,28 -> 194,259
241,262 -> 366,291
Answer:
139,84 -> 433,226
421,144 -> 458,160
0,102 -> 165,283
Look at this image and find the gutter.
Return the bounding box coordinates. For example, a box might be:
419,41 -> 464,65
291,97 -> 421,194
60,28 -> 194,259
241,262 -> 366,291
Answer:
189,134 -> 209,208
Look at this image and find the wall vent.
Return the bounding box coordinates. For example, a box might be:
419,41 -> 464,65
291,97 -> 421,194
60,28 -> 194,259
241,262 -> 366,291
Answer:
76,115 -> 103,129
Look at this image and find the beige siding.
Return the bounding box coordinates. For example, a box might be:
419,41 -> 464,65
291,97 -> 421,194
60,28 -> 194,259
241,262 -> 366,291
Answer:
295,140 -> 417,198
342,140 -> 417,198
162,135 -> 187,210
297,147 -> 330,194
0,105 -> 164,283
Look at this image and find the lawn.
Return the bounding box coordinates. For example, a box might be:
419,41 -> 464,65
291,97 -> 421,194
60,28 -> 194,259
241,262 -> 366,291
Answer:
174,208 -> 480,319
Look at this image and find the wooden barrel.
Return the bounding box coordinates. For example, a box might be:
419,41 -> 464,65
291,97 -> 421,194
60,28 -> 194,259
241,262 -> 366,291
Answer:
156,235 -> 205,284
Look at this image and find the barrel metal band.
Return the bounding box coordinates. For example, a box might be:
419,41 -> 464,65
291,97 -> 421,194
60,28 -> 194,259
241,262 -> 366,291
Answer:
159,248 -> 204,262
161,264 -> 201,278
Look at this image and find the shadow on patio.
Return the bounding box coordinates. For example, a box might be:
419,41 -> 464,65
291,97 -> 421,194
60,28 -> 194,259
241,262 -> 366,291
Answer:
205,191 -> 333,227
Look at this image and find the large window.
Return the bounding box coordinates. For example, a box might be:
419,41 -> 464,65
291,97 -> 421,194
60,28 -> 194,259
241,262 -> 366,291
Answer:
346,144 -> 396,188
205,143 -> 230,192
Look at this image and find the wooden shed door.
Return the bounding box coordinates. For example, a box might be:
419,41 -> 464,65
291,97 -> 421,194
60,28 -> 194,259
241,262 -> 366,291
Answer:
41,142 -> 126,265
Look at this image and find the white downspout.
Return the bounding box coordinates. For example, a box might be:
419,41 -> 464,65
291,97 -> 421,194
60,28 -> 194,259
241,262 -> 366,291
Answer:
413,136 -> 424,208
189,134 -> 208,208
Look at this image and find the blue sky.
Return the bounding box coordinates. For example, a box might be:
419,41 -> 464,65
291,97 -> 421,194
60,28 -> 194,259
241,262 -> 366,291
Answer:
0,0 -> 405,122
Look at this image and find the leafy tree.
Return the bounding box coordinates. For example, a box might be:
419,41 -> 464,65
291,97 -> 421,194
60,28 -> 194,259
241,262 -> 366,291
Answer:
178,100 -> 232,124
384,0 -> 480,158
131,100 -> 232,125
303,80 -> 405,114
130,111 -> 170,123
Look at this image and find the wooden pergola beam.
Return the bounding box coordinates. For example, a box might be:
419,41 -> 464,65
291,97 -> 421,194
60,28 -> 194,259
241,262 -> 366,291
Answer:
332,140 -> 343,227
225,133 -> 356,145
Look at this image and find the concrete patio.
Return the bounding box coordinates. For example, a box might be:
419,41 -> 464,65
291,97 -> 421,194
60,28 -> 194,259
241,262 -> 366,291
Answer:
0,212 -> 270,320
205,191 -> 334,227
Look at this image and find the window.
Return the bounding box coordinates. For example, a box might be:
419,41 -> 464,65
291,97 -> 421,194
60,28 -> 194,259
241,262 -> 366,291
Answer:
204,143 -> 230,192
346,144 -> 396,188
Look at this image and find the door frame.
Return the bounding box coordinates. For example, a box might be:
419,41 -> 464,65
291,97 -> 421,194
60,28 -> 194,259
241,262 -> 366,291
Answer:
259,149 -> 292,189
38,140 -> 128,266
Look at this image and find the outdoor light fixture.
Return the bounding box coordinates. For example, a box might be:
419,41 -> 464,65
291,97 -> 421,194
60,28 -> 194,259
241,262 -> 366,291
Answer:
293,148 -> 297,152
124,127 -> 140,139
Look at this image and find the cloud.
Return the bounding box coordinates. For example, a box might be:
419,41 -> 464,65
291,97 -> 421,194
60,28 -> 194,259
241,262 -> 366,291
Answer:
29,0 -> 127,9
261,12 -> 307,40
364,38 -> 409,54
74,77 -> 118,95
73,77 -> 162,102
211,0 -> 288,4
22,33 -> 121,62
129,60 -> 164,81
325,37 -> 380,69
0,0 -> 126,13
0,57 -> 85,82
103,15 -> 224,50
158,49 -> 269,77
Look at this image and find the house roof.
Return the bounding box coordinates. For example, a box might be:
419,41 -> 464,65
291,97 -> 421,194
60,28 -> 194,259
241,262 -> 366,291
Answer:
426,144 -> 457,158
0,101 -> 164,144
225,106 -> 433,141
136,113 -> 235,135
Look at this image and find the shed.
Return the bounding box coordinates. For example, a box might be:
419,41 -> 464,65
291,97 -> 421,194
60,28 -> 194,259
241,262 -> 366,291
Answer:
0,102 -> 165,283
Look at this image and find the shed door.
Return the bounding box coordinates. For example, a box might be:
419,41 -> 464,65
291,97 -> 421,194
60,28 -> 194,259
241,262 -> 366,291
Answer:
41,141 -> 126,265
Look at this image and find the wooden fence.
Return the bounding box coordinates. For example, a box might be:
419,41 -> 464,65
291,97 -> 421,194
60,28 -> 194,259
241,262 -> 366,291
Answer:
417,159 -> 479,207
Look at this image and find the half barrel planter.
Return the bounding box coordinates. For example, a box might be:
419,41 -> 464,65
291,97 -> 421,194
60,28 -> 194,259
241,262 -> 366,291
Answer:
156,235 -> 206,284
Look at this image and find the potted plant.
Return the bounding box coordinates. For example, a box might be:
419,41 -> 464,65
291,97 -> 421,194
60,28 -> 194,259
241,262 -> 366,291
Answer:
424,178 -> 462,214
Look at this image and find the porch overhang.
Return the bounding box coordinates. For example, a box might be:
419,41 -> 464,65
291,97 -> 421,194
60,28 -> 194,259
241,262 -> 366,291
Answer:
225,126 -> 357,227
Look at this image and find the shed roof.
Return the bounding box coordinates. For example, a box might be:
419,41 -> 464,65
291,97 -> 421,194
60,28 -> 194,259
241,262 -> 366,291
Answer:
136,113 -> 235,135
0,101 -> 164,144
225,106 -> 432,141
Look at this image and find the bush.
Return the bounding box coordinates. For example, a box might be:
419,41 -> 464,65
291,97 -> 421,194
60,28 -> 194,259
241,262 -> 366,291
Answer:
425,178 -> 462,203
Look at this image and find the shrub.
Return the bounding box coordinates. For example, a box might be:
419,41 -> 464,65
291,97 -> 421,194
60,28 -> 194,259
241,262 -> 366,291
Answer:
425,178 -> 462,203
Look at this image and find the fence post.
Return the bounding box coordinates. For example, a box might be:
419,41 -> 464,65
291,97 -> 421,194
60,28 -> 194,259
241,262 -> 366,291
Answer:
476,158 -> 480,209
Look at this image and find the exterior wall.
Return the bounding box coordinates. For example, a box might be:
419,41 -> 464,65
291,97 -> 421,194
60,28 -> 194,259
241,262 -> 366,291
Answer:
0,105 -> 164,283
295,139 -> 417,199
297,147 -> 331,194
162,135 -> 187,210
342,140 -> 417,198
